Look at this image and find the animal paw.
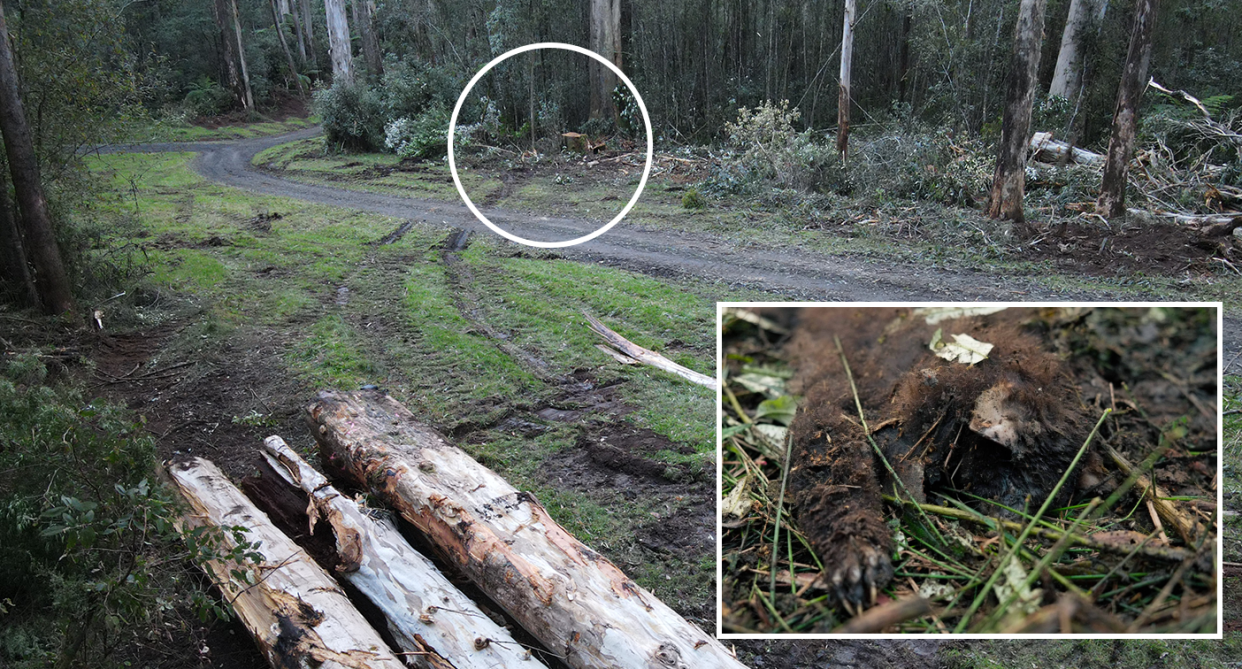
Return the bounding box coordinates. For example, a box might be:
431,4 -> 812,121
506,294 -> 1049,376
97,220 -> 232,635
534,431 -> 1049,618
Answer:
820,537 -> 894,609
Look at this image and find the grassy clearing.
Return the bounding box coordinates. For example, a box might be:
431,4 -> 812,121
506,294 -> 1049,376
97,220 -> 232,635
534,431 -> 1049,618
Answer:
82,149 -> 727,618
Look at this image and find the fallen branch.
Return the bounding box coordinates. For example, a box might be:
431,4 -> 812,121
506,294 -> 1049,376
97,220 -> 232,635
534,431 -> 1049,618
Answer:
1030,132 -> 1105,166
165,457 -> 406,669
584,313 -> 717,390
259,435 -> 549,669
1104,443 -> 1204,546
307,390 -> 748,669
833,596 -> 933,633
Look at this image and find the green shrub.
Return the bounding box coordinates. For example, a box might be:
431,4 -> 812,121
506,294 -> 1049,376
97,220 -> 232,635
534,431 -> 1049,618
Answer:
851,127 -> 992,206
182,77 -> 233,118
682,187 -> 707,209
314,80 -> 387,152
383,59 -> 462,121
0,355 -> 256,668
718,100 -> 844,193
385,105 -> 451,160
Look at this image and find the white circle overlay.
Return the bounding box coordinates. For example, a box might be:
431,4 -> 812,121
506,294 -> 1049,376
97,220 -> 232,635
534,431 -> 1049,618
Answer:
447,42 -> 654,248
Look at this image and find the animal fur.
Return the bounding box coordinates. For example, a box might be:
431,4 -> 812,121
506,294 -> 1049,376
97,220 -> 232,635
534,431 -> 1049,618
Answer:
786,307 -> 1091,606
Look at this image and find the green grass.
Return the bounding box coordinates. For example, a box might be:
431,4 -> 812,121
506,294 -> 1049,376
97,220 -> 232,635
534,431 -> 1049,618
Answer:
83,147 -> 732,614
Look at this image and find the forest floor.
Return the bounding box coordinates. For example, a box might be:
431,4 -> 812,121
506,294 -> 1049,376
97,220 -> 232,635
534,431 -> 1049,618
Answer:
75,123 -> 1242,665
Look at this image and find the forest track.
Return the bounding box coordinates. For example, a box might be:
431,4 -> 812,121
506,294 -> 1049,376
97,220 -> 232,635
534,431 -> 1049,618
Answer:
100,127 -> 1241,357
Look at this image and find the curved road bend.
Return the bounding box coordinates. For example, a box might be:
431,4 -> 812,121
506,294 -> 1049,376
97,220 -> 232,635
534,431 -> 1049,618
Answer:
101,128 -> 1239,356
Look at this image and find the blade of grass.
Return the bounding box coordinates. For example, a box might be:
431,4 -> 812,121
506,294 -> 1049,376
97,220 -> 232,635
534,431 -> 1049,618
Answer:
952,408 -> 1111,633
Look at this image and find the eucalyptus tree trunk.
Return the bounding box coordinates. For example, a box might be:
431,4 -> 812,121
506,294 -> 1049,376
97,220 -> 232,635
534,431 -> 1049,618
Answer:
229,0 -> 255,110
836,0 -> 856,161
986,0 -> 1048,226
323,0 -> 354,85
0,167 -> 38,307
212,0 -> 244,106
1048,0 -> 1108,100
1096,0 -> 1158,218
589,0 -> 621,120
351,0 -> 382,78
301,0 -> 316,68
270,0 -> 306,96
0,3 -> 73,314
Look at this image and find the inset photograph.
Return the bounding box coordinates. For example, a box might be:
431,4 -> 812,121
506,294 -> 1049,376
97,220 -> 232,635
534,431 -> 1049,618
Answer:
719,304 -> 1220,635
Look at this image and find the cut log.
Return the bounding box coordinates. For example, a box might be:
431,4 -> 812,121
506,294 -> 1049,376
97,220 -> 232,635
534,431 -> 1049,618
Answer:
259,435 -> 549,669
1030,131 -> 1105,166
585,313 -> 718,390
307,390 -> 749,669
1127,208 -> 1242,236
164,457 -> 405,669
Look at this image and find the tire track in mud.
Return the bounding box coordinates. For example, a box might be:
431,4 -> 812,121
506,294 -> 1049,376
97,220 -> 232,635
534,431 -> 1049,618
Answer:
97,128 -> 1240,361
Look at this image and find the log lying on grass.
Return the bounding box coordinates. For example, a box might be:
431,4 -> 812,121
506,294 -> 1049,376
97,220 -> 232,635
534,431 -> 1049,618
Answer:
165,457 -> 405,669
307,390 -> 748,669
1030,131 -> 1105,166
259,435 -> 548,669
585,312 -> 718,390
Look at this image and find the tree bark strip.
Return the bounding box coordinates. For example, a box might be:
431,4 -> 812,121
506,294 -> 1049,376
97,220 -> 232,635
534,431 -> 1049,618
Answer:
212,0 -> 244,106
986,0 -> 1049,225
306,390 -> 749,669
165,457 -> 406,669
323,0 -> 355,85
0,2 -> 73,314
259,435 -> 550,669
1049,0 -> 1108,100
270,0 -> 306,96
836,0 -> 856,161
351,0 -> 383,78
0,166 -> 38,307
585,313 -> 718,389
1096,0 -> 1158,218
229,0 -> 255,110
589,0 -> 622,120
300,0 -> 316,68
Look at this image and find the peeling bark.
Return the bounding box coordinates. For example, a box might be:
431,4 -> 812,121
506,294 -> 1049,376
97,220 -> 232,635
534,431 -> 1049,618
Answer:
306,390 -> 749,669
837,0 -> 856,161
323,0 -> 354,85
1096,0 -> 1158,219
986,0 -> 1048,225
260,435 -> 550,669
165,457 -> 406,669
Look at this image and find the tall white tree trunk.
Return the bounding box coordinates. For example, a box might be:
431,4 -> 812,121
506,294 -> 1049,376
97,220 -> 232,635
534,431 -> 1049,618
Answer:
589,0 -> 622,120
1048,0 -> 1108,99
230,0 -> 255,110
837,0 -> 856,161
986,0 -> 1048,226
1097,0 -> 1158,218
323,0 -> 354,85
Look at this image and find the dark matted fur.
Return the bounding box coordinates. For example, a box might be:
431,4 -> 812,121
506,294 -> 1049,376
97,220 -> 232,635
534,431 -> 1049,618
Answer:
787,307 -> 1091,606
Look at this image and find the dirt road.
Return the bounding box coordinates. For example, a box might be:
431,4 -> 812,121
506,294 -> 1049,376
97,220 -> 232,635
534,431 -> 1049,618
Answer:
101,128 -> 1238,354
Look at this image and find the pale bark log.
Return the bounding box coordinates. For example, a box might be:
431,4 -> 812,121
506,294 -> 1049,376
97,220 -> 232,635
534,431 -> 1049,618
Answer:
165,457 -> 405,669
270,0 -> 306,97
1029,131 -> 1105,165
351,0 -> 383,78
1126,208 -> 1242,236
230,0 -> 255,110
585,313 -> 718,389
1097,0 -> 1158,218
324,0 -> 354,85
259,435 -> 550,669
836,0 -> 856,161
306,391 -> 748,669
589,0 -> 621,120
0,2 -> 73,314
1049,0 -> 1108,100
986,0 -> 1048,224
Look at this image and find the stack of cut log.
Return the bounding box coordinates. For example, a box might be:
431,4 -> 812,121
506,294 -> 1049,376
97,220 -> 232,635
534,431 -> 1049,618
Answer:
166,390 -> 747,669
